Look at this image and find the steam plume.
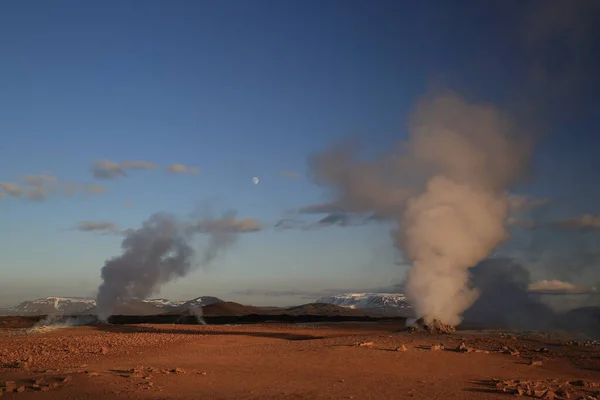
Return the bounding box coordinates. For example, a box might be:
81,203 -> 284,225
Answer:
310,93 -> 531,326
96,211 -> 259,321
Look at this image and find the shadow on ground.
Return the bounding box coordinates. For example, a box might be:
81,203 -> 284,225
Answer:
90,323 -> 326,341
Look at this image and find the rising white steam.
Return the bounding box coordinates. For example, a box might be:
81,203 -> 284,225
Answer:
95,211 -> 261,321
310,92 -> 531,326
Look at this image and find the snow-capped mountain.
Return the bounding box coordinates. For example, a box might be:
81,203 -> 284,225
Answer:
315,293 -> 413,317
1,296 -> 223,316
178,296 -> 224,309
6,297 -> 96,316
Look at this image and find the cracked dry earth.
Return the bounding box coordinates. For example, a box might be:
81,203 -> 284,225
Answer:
2,323 -> 600,399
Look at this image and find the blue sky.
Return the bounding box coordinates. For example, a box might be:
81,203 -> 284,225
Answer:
1,1 -> 598,307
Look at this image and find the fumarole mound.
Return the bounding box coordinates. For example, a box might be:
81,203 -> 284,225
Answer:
404,318 -> 456,334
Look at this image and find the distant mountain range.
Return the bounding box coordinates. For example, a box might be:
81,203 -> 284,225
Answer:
0,296 -> 224,316
0,293 -> 414,317
316,293 -> 414,316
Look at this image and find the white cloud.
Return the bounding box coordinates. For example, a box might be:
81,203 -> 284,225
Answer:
190,217 -> 262,233
555,214 -> 600,230
0,182 -> 24,197
120,161 -> 157,170
166,163 -> 199,175
76,221 -> 119,234
91,160 -> 126,179
528,279 -> 597,294
508,194 -> 551,213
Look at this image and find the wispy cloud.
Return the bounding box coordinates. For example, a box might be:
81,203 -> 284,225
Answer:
23,174 -> 58,186
92,160 -> 127,179
119,161 -> 157,170
0,182 -> 24,197
297,202 -> 345,214
273,218 -> 305,230
508,194 -> 552,213
63,183 -> 108,197
76,220 -> 120,234
554,214 -> 600,230
279,170 -> 301,179
1,177 -> 60,201
528,279 -> 598,294
166,163 -> 200,175
91,159 -> 159,179
190,217 -> 262,233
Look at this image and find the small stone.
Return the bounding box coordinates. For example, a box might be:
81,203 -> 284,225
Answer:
32,384 -> 40,389
33,378 -> 43,385
60,375 -> 72,383
455,342 -> 473,353
171,368 -> 185,374
50,382 -> 59,388
543,390 -> 556,399
197,372 -> 207,375
357,341 -> 373,347
100,347 -> 108,354
430,344 -> 444,351
15,386 -> 25,393
530,360 -> 543,366
4,382 -> 16,390
396,345 -> 408,352
39,386 -> 50,392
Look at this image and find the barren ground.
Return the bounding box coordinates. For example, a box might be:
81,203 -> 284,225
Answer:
2,322 -> 600,399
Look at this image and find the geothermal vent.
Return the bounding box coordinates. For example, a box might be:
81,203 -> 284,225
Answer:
404,318 -> 456,334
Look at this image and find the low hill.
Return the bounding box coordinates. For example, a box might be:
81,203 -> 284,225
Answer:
85,299 -> 168,316
284,303 -> 367,316
201,302 -> 275,317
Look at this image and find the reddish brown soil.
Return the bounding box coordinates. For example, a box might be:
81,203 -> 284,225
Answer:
1,322 -> 600,399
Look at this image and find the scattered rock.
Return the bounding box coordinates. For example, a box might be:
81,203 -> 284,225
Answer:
430,344 -> 444,351
356,341 -> 373,347
15,386 -> 25,393
100,347 -> 109,354
455,342 -> 474,353
3,382 -> 16,391
501,345 -> 520,356
197,372 -> 207,375
536,347 -> 550,353
171,368 -> 185,374
60,375 -> 72,383
530,360 -> 543,366
396,345 -> 408,352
